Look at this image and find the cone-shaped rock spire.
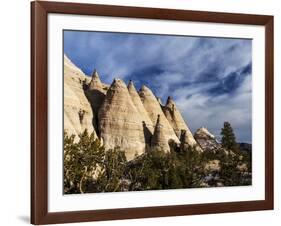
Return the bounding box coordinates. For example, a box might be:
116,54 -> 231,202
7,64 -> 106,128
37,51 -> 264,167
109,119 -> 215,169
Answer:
98,79 -> 147,160
64,55 -> 97,139
151,115 -> 170,153
88,69 -> 103,90
162,96 -> 202,151
85,69 -> 107,132
180,130 -> 193,151
139,85 -> 180,144
127,80 -> 154,138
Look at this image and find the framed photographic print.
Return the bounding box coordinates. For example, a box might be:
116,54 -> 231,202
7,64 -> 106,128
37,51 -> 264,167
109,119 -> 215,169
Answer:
31,1 -> 274,225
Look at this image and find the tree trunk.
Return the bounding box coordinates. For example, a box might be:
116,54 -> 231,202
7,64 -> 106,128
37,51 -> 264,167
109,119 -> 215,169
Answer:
79,166 -> 88,194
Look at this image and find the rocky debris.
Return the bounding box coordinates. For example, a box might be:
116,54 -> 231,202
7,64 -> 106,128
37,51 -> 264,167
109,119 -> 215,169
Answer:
237,163 -> 248,172
199,181 -> 210,187
216,182 -> 224,187
163,96 -> 201,151
151,115 -> 170,153
219,149 -> 236,158
98,79 -> 147,160
64,55 -> 97,139
127,80 -> 154,142
203,161 -> 223,187
138,85 -> 180,144
204,160 -> 221,173
194,127 -> 221,151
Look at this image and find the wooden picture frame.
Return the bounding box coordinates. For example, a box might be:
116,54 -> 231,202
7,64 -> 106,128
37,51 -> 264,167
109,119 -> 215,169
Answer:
31,1 -> 274,224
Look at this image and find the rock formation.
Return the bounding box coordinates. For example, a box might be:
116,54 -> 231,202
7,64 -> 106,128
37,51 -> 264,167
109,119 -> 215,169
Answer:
63,54 -> 224,159
84,70 -> 107,133
127,80 -> 154,140
138,85 -> 180,145
151,115 -> 170,153
156,97 -> 162,105
180,130 -> 194,151
194,127 -> 221,151
163,96 -> 201,151
98,79 -> 147,160
64,55 -> 97,139
64,55 -> 95,139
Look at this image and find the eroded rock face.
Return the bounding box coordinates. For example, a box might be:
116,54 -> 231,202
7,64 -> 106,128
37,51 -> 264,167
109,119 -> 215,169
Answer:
127,80 -> 154,144
151,115 -> 170,153
163,96 -> 201,151
84,70 -> 107,133
98,79 -> 147,160
156,97 -> 162,105
139,85 -> 180,145
194,127 -> 220,151
64,55 -> 97,139
64,55 -> 214,158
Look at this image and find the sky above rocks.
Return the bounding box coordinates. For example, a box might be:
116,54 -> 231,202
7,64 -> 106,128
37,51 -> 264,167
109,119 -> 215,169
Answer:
64,30 -> 252,143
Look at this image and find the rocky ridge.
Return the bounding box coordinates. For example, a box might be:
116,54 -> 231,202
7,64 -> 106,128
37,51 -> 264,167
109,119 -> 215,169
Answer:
138,85 -> 180,144
64,55 -> 97,140
64,55 -> 216,160
194,127 -> 221,151
162,96 -> 202,152
127,80 -> 154,136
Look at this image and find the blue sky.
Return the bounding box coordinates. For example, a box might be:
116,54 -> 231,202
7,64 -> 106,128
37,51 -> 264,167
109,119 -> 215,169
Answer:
64,30 -> 252,143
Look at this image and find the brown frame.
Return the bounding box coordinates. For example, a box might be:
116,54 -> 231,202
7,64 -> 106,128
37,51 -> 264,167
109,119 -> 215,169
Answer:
31,1 -> 274,225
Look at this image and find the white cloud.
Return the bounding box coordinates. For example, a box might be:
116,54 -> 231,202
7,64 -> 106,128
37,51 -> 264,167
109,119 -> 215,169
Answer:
175,76 -> 252,142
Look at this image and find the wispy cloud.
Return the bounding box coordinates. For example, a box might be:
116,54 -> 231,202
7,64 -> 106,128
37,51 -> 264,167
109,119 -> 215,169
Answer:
64,30 -> 252,143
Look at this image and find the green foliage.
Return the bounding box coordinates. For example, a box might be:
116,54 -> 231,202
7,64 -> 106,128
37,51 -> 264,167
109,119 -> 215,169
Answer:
64,130 -> 130,194
221,122 -> 238,150
64,127 -> 252,194
94,147 -> 127,192
126,149 -> 173,190
64,130 -> 105,194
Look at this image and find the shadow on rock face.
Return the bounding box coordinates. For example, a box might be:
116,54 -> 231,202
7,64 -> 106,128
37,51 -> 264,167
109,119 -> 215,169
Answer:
142,121 -> 152,151
85,89 -> 106,135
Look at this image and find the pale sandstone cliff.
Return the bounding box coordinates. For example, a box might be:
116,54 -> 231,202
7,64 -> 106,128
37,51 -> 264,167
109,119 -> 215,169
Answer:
163,96 -> 202,152
64,54 -> 203,158
64,55 -> 97,139
127,80 -> 154,140
98,79 -> 147,160
151,115 -> 171,153
138,85 -> 180,145
84,70 -> 107,133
